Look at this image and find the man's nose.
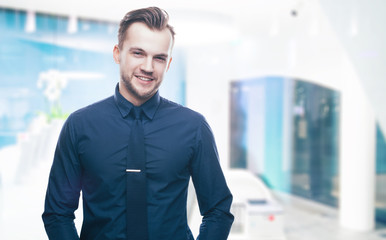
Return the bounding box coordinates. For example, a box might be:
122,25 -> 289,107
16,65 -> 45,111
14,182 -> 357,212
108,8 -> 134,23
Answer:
140,57 -> 154,73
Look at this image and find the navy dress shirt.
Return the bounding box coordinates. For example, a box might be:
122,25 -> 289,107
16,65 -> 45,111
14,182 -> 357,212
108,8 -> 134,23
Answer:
42,84 -> 234,240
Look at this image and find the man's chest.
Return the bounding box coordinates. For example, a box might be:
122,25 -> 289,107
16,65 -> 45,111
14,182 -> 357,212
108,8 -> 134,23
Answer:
77,119 -> 196,181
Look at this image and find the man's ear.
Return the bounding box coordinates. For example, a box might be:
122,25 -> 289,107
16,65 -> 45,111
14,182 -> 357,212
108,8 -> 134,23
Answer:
113,45 -> 120,64
166,57 -> 172,72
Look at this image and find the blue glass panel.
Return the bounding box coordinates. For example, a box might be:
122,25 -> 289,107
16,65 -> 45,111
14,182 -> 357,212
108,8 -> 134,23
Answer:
0,8 -> 26,32
376,124 -> 386,223
291,80 -> 340,206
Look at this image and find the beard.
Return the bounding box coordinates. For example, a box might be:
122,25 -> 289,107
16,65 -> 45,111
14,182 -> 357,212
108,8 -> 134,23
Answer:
121,71 -> 162,104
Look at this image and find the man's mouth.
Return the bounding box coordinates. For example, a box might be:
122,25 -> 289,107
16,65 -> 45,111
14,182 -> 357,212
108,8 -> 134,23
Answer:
136,75 -> 154,82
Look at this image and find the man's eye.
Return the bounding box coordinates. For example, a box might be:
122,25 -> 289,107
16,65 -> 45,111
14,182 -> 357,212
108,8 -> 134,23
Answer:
155,57 -> 166,62
133,51 -> 143,56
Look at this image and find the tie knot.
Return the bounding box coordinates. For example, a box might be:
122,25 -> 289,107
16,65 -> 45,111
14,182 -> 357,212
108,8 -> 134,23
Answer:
132,107 -> 142,120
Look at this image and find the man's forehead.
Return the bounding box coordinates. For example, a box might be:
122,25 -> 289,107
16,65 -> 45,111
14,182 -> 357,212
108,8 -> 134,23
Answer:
124,22 -> 173,55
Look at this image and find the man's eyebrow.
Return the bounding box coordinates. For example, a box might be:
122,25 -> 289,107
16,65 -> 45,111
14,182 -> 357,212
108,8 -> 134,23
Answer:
129,47 -> 145,52
129,47 -> 169,58
155,53 -> 169,58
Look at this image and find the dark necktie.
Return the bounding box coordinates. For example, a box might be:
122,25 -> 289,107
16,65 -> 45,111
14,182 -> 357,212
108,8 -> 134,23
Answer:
126,107 -> 148,239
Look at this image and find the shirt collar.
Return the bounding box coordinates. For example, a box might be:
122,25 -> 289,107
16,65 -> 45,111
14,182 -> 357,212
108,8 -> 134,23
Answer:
113,83 -> 160,120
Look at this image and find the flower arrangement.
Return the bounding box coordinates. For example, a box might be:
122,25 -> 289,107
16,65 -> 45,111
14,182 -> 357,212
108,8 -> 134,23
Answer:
37,70 -> 69,121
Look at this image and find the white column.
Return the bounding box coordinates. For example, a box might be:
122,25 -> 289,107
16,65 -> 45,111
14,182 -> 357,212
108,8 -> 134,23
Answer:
339,73 -> 376,231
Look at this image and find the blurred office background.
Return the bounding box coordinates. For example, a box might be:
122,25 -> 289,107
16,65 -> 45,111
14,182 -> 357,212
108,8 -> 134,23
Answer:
0,0 -> 386,239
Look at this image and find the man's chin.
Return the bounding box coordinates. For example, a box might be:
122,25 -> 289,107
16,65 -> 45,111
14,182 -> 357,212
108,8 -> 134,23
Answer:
133,89 -> 156,102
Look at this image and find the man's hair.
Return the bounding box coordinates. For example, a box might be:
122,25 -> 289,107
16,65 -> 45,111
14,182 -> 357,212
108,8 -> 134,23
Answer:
118,6 -> 175,49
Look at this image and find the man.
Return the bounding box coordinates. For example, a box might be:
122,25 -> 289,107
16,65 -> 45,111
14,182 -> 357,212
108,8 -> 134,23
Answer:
42,6 -> 234,240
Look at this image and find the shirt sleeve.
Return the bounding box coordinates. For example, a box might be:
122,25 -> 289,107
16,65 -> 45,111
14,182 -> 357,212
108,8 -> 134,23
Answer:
42,115 -> 82,240
190,118 -> 234,240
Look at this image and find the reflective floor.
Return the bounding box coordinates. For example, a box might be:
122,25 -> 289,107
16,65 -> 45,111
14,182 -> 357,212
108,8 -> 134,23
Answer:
275,192 -> 386,240
1,153 -> 386,240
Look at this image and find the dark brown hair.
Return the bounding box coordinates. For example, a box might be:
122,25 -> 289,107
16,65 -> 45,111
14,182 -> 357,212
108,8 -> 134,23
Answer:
118,6 -> 175,49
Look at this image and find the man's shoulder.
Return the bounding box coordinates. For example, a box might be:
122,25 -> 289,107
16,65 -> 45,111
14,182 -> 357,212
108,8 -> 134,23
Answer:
159,97 -> 205,122
70,95 -> 115,119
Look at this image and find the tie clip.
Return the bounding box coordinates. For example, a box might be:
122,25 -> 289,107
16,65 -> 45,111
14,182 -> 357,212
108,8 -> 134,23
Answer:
126,169 -> 141,173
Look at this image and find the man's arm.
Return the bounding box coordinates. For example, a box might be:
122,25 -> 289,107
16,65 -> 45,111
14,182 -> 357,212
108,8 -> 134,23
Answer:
42,115 -> 82,240
190,118 -> 234,240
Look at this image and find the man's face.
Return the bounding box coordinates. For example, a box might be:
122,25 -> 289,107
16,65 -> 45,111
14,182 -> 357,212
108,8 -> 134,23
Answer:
113,22 -> 173,106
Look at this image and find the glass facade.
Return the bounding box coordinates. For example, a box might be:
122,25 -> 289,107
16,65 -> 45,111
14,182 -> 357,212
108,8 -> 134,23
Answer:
230,76 -> 340,207
291,80 -> 340,206
0,8 -> 186,150
376,124 -> 386,223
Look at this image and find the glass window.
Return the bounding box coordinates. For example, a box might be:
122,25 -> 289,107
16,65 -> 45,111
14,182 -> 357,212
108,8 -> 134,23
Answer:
230,77 -> 340,207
